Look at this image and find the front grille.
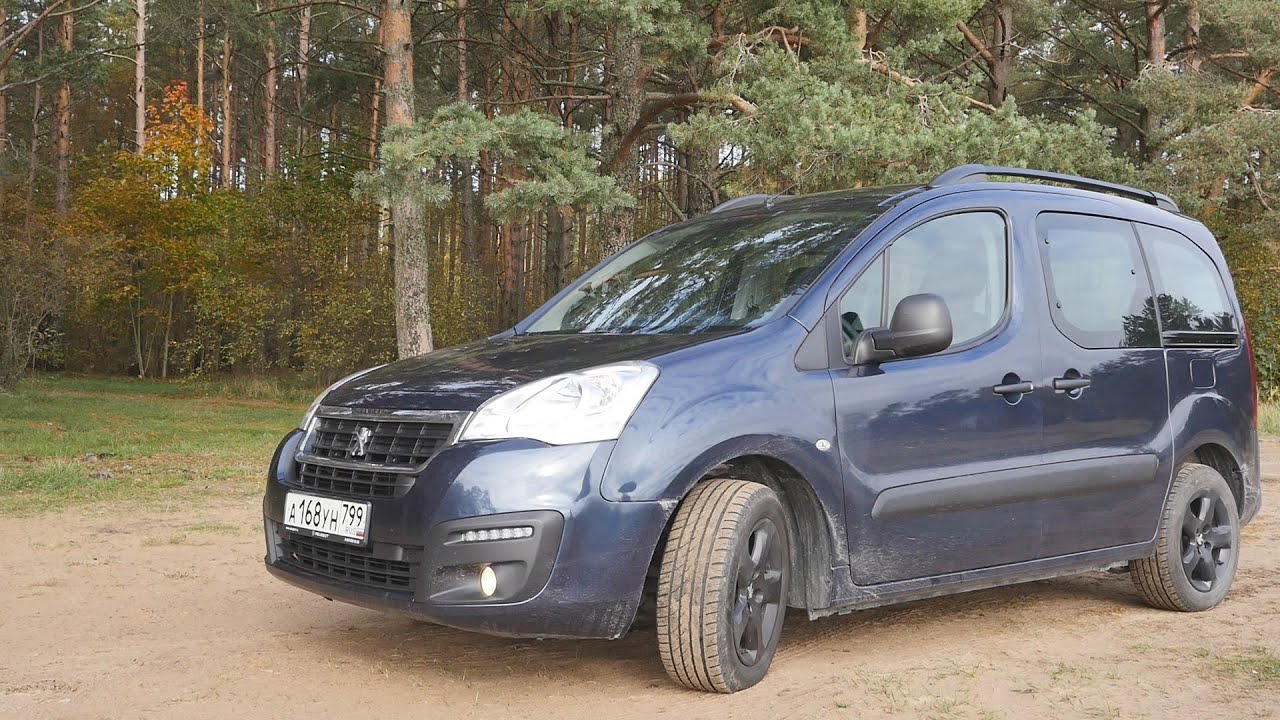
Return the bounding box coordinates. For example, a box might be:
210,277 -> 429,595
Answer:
310,416 -> 454,467
296,462 -> 412,498
293,413 -> 460,499
281,533 -> 416,592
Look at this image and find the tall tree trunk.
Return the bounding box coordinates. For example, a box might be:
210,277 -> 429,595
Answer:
196,0 -> 205,113
368,20 -> 388,260
134,0 -> 146,154
1140,0 -> 1166,160
383,0 -> 432,357
545,207 -> 573,297
0,3 -> 8,211
1184,0 -> 1202,71
23,29 -> 42,238
53,9 -> 71,215
1145,0 -> 1166,65
367,81 -> 381,172
259,1 -> 277,177
456,0 -> 468,101
220,30 -> 233,189
685,138 -> 717,215
456,0 -> 478,270
296,3 -> 311,156
598,20 -> 643,257
989,0 -> 1014,107
848,6 -> 867,51
480,71 -> 496,316
161,293 -> 173,379
501,219 -> 517,324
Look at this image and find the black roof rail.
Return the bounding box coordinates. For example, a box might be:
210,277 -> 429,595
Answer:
928,164 -> 1179,212
709,193 -> 790,214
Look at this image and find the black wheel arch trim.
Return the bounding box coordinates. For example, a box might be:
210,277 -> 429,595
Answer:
651,434 -> 847,610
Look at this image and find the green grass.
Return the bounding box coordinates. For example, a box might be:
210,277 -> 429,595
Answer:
0,373 -> 309,514
1259,402 -> 1280,439
1218,648 -> 1280,682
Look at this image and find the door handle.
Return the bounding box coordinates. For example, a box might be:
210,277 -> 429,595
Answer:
993,381 -> 1034,396
1052,376 -> 1092,391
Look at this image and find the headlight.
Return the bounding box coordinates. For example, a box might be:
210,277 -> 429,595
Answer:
300,364 -> 387,430
458,362 -> 659,445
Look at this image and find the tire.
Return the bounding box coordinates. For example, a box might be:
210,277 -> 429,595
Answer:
1132,463 -> 1240,612
656,479 -> 790,693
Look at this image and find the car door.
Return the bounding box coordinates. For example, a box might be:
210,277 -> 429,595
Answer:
1034,212 -> 1173,557
829,206 -> 1048,586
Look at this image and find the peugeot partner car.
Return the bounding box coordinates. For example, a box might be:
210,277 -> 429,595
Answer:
263,165 -> 1261,693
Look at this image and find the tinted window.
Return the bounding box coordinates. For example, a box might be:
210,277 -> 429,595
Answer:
838,212 -> 1007,358
887,213 -> 1007,345
1038,214 -> 1157,349
528,205 -> 883,334
837,254 -> 883,357
1138,225 -> 1236,333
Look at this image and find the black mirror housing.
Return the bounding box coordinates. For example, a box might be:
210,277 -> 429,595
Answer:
852,293 -> 953,364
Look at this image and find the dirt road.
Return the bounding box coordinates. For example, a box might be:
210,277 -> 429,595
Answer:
3,448 -> 1279,720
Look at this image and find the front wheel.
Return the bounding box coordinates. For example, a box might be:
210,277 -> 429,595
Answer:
1132,463 -> 1240,612
656,479 -> 790,693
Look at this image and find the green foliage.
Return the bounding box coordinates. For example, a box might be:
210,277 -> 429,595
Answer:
675,48 -> 1132,194
1200,0 -> 1280,64
7,0 -> 1280,398
1259,403 -> 1280,438
1213,213 -> 1280,399
184,178 -> 391,376
429,263 -> 497,349
297,281 -> 398,374
63,147 -> 392,377
0,224 -> 67,390
368,104 -> 633,221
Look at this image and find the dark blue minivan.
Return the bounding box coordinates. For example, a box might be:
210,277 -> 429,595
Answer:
263,165 -> 1261,693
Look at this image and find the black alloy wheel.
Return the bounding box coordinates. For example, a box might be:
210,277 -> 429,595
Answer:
731,518 -> 786,667
1133,463 -> 1240,612
657,479 -> 791,692
1180,492 -> 1233,593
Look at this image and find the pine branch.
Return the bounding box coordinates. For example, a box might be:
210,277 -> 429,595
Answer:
956,21 -> 996,67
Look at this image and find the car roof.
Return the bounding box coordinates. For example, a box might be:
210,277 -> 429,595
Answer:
708,165 -> 1185,221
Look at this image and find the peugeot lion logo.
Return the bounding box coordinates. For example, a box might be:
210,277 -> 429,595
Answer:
348,426 -> 373,458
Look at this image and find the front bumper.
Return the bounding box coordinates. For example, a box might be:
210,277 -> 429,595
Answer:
262,430 -> 669,639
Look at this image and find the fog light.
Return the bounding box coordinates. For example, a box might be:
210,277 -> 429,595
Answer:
460,526 -> 534,543
479,565 -> 497,597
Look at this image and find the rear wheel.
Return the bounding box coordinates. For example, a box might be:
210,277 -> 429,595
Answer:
1132,463 -> 1240,612
656,479 -> 790,693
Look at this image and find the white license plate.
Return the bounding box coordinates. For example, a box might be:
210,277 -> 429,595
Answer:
284,492 -> 370,546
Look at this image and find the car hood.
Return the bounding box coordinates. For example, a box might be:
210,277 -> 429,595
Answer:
321,332 -> 728,411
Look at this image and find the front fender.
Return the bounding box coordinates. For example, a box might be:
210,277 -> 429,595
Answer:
600,325 -> 840,505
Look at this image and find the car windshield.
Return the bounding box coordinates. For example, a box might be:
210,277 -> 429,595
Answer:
526,203 -> 884,334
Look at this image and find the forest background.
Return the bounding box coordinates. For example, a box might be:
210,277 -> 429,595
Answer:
2,0 -> 1278,394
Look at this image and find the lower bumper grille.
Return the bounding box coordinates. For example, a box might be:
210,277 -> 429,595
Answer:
281,533 -> 417,592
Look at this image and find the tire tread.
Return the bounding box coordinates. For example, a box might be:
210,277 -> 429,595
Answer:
1131,462 -> 1234,612
656,479 -> 777,693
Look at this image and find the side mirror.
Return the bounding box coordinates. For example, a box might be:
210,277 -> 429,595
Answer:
851,293 -> 953,364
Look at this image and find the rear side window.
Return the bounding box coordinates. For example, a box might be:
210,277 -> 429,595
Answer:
1137,224 -> 1236,334
1038,213 -> 1158,349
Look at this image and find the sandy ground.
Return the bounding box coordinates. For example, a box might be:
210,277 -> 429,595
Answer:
2,448 -> 1279,720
